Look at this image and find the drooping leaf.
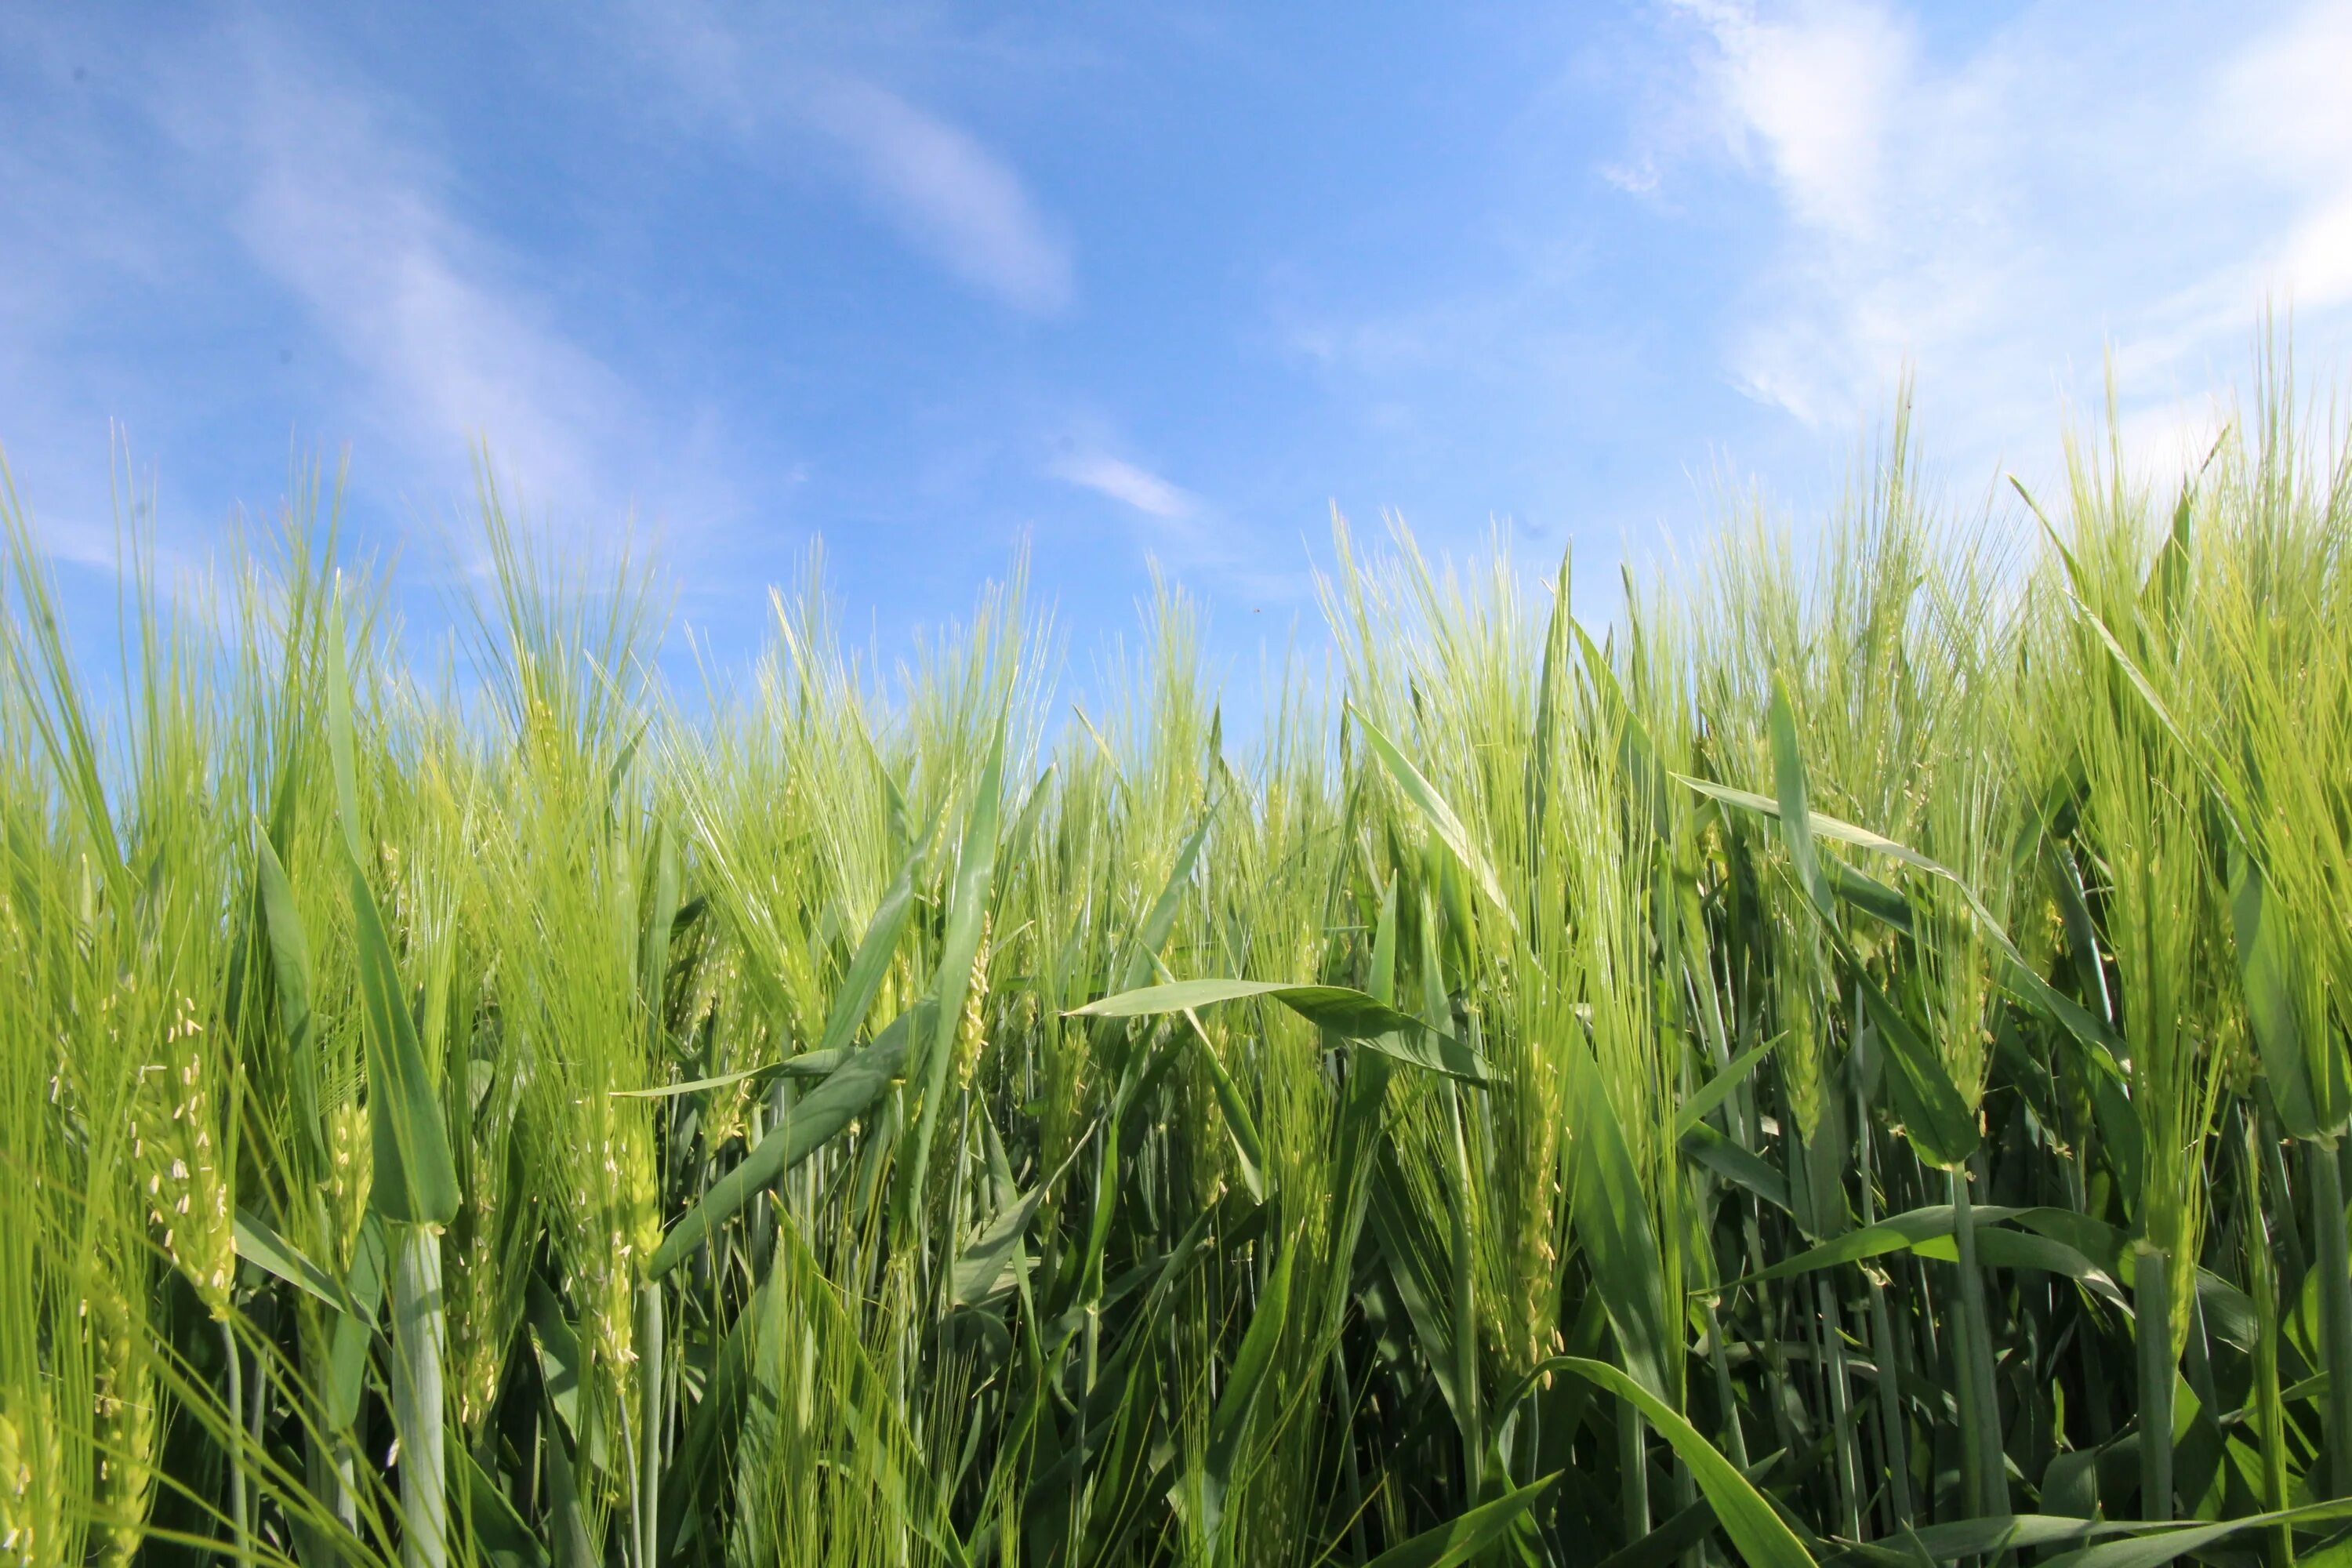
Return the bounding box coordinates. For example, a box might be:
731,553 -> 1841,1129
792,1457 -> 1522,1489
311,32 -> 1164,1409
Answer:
234,1207 -> 346,1312
1676,1036 -> 1777,1138
1362,1473 -> 1562,1568
1726,1203 -> 2025,1287
902,712 -> 1008,1226
1542,1357 -> 1819,1568
1680,1122 -> 1792,1215
2231,846 -> 2329,1142
1070,978 -> 1496,1084
328,599 -> 458,1229
1351,703 -> 1520,938
1566,1036 -> 1673,1402
253,829 -> 321,1154
650,1002 -> 925,1277
1197,1240 -> 1295,1560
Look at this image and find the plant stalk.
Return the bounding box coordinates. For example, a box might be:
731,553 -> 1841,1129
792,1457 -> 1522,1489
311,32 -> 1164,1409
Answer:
1951,1161 -> 2004,1519
391,1224 -> 447,1568
2308,1138 -> 2352,1501
637,1279 -> 663,1568
2133,1240 -> 2173,1523
220,1317 -> 249,1563
2244,1118 -> 2292,1566
1620,1399 -> 1650,1546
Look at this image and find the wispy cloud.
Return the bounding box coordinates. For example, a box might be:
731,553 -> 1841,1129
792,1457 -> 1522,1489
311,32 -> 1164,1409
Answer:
201,56 -> 637,514
1674,0 -> 1911,242
1049,451 -> 1196,517
1633,0 -> 2352,472
803,78 -> 1074,316
100,15 -> 757,572
2212,1 -> 2352,310
626,5 -> 1074,317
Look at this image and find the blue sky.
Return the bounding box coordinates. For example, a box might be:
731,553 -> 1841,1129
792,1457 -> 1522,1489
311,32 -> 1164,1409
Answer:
5,2 -> 2351,699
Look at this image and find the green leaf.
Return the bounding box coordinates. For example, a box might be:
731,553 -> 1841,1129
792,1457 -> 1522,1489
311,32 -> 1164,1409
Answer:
326,1215 -> 387,1430
2041,1499 -> 2352,1568
1592,1452 -> 1791,1568
608,1065 -> 774,1100
1118,798 -> 1218,993
1675,773 -> 2128,1067
1680,1122 -> 1791,1216
951,1131 -> 1093,1308
1362,1473 -> 1562,1568
902,713 -> 1008,1226
1566,1038 -> 1673,1401
1369,1147 -> 1472,1434
1726,1203 -> 2024,1287
233,1207 -> 346,1312
328,599 -> 458,1229
1897,1514 -> 2176,1561
461,1446 -> 550,1568
253,830 -> 321,1153
1768,681 -> 1832,919
1544,1357 -> 1819,1568
528,1277 -> 583,1441
1676,1036 -> 1777,1138
816,833 -> 928,1060
1350,703 -> 1520,938
1178,1003 -> 1266,1202
1832,925 -> 1980,1167
1200,1241 -> 1295,1560
1910,1228 -> 2129,1311
1070,978 -> 1496,1084
649,1001 -> 924,1277
2232,846 -> 2328,1142
532,1325 -> 597,1568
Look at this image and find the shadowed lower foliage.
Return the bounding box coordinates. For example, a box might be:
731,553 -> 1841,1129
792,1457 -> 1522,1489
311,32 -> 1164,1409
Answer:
6,377 -> 2352,1568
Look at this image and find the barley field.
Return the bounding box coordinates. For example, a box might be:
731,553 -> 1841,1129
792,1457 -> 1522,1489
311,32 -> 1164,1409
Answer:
5,387 -> 2352,1568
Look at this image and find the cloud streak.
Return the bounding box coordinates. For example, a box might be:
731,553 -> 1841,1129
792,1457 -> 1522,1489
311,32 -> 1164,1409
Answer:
213,65 -> 636,512
804,78 -> 1074,316
1049,451 -> 1196,517
627,4 -> 1074,317
1635,0 -> 2352,472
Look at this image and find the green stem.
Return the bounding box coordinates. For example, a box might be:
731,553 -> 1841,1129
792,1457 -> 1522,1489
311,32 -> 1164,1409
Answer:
1951,1162 -> 2004,1519
2244,1118 -> 2292,1566
219,1317 -> 249,1564
1857,1200 -> 1911,1526
2133,1240 -> 2174,1523
391,1224 -> 447,1568
637,1279 -> 663,1568
1816,1275 -> 1863,1541
1446,1082 -> 1481,1494
2307,1138 -> 2352,1501
1704,1297 -> 1750,1470
1620,1398 -> 1650,1546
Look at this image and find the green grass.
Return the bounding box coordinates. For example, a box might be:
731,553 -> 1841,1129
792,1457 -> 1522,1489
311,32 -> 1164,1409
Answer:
5,373 -> 2352,1568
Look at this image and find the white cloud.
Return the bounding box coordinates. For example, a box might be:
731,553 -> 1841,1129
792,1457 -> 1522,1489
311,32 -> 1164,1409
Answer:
1675,0 -> 1911,240
1635,0 -> 2352,479
803,78 -> 1074,317
100,16 -> 757,569
2213,0 -> 2352,309
622,5 -> 1073,317
1049,451 -> 1196,518
216,69 -> 635,513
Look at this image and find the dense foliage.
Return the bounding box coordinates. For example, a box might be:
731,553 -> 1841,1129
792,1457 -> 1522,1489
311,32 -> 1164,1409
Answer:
6,390 -> 2352,1568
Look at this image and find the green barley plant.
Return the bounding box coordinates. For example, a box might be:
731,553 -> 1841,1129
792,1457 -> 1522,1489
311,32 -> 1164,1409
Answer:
9,349 -> 2352,1568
